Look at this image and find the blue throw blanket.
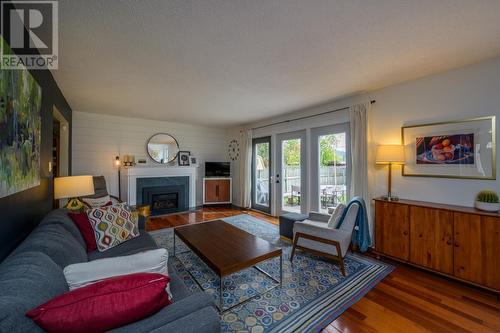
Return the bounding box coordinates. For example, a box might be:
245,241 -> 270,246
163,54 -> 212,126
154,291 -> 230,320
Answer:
336,196 -> 372,252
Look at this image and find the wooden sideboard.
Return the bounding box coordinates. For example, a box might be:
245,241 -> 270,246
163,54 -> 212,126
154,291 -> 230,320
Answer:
374,198 -> 500,293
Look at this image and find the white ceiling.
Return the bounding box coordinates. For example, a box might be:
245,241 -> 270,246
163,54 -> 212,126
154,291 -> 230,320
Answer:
52,0 -> 500,128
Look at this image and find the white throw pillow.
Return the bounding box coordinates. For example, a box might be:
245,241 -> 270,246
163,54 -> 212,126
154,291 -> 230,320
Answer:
63,248 -> 172,299
82,195 -> 111,208
327,204 -> 346,228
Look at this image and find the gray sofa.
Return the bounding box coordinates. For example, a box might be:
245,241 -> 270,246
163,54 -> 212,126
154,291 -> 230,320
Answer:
0,209 -> 220,333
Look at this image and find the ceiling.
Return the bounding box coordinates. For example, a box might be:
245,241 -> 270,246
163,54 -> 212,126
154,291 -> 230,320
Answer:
52,0 -> 500,128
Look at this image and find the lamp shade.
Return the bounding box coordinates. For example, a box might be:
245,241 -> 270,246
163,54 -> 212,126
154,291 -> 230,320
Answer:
54,176 -> 95,199
376,145 -> 405,164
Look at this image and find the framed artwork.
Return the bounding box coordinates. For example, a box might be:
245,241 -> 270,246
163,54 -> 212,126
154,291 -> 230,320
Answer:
177,151 -> 191,166
402,116 -> 496,179
0,37 -> 42,198
189,156 -> 199,166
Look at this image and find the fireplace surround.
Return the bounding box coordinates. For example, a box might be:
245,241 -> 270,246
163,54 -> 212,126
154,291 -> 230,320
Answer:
138,179 -> 189,215
120,166 -> 197,213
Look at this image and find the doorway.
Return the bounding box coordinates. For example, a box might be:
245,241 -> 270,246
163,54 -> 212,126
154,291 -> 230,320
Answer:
251,136 -> 271,214
276,130 -> 306,214
52,107 -> 69,208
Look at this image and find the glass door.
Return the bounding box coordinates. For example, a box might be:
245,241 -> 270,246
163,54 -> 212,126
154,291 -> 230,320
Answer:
252,137 -> 271,214
311,123 -> 350,213
276,131 -> 306,214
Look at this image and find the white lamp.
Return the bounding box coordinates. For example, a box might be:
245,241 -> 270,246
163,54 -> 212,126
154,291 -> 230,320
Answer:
376,145 -> 405,201
54,175 -> 95,210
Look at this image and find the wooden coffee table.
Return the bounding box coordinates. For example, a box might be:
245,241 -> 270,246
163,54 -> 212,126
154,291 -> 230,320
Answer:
173,220 -> 282,312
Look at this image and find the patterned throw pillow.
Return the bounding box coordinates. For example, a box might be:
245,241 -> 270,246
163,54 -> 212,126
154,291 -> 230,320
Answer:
87,204 -> 140,252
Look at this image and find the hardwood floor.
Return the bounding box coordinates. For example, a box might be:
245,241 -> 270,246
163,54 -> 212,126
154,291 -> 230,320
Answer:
146,205 -> 277,231
146,206 -> 500,333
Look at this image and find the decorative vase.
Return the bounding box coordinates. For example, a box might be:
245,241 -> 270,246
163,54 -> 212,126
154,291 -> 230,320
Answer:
475,201 -> 500,212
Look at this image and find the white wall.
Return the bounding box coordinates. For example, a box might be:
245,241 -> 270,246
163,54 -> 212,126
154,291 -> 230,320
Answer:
229,55 -> 500,213
370,56 -> 500,207
72,111 -> 230,205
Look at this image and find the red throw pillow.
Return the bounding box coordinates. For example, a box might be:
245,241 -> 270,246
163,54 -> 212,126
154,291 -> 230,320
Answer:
68,212 -> 97,252
68,201 -> 112,252
26,273 -> 171,333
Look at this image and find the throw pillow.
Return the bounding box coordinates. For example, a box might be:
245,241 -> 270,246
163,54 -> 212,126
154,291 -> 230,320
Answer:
87,203 -> 140,252
68,212 -> 98,252
68,201 -> 112,252
63,248 -> 172,299
327,203 -> 346,228
26,273 -> 171,333
82,195 -> 111,208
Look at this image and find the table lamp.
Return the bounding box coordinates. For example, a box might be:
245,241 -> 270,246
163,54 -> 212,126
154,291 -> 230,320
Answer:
376,145 -> 405,201
54,176 -> 95,210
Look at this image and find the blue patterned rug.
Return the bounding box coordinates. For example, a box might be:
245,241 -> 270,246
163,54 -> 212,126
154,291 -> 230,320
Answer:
150,214 -> 393,333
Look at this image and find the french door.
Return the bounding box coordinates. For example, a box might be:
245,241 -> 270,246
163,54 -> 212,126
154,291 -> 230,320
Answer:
251,136 -> 272,214
310,123 -> 350,213
276,130 -> 306,214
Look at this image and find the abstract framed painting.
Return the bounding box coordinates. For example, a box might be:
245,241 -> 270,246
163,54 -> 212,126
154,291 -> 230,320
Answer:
402,116 -> 496,179
0,37 -> 42,198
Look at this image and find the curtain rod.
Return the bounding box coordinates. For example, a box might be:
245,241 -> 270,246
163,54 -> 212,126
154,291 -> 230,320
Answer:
248,100 -> 376,131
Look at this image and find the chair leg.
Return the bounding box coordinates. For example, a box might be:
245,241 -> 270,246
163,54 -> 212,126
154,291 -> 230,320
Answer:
290,234 -> 299,262
339,257 -> 346,276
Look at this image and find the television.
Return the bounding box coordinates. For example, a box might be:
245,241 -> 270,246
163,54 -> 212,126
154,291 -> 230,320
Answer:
205,162 -> 230,177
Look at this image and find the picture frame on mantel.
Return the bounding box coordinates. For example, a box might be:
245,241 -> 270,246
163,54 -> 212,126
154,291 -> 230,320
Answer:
177,151 -> 191,166
402,116 -> 496,179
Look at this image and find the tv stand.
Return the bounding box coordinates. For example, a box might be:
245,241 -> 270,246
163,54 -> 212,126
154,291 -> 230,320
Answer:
203,177 -> 232,205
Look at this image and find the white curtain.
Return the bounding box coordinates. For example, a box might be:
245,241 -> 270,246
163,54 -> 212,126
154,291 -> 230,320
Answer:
349,102 -> 375,239
239,129 -> 253,208
349,103 -> 369,202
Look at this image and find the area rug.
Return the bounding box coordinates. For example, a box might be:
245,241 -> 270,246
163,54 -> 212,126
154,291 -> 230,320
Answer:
150,214 -> 393,333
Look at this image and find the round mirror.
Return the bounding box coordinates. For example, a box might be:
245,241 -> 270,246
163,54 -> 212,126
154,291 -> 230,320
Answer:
146,133 -> 179,164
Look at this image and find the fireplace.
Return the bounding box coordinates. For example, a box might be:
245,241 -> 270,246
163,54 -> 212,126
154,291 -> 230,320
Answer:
152,192 -> 178,211
137,176 -> 190,215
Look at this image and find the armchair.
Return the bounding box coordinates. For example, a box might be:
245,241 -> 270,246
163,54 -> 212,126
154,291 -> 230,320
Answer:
290,203 -> 360,276
81,176 -> 122,208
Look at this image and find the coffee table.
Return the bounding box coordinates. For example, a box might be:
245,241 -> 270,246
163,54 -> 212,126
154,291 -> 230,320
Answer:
173,220 -> 282,312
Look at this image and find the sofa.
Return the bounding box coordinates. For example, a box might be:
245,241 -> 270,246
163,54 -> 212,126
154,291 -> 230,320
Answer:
0,209 -> 220,333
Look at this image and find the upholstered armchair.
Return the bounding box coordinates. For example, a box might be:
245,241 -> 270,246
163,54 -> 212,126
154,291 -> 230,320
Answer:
81,176 -> 122,208
290,202 -> 360,276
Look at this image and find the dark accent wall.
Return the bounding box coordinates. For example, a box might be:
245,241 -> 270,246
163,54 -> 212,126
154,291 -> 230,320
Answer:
0,6 -> 73,259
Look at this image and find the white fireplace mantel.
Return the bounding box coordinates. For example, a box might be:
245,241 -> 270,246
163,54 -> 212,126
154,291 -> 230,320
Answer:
120,166 -> 197,207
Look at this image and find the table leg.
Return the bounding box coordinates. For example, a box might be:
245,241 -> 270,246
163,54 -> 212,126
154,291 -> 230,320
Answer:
220,276 -> 224,311
280,253 -> 283,285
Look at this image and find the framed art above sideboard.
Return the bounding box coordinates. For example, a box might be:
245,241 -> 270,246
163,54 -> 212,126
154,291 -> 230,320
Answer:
402,116 -> 496,179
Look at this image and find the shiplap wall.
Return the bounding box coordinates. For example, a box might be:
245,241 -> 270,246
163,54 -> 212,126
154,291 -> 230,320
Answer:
72,111 -> 230,205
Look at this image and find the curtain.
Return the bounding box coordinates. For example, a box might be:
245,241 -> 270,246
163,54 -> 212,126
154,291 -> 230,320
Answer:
239,129 -> 253,208
349,103 -> 369,203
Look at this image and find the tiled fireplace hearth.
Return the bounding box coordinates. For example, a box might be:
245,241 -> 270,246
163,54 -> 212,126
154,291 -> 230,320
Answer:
120,166 -> 197,215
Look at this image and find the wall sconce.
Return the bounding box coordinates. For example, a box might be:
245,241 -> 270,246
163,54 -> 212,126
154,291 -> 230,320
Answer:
115,156 -> 121,167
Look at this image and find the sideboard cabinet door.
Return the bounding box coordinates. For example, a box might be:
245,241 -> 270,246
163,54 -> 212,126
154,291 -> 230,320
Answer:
455,214 -> 500,290
375,201 -> 410,261
453,212 -> 483,285
409,207 -> 453,274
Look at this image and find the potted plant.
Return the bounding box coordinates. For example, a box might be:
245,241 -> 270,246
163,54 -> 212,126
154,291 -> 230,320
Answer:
475,190 -> 500,212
